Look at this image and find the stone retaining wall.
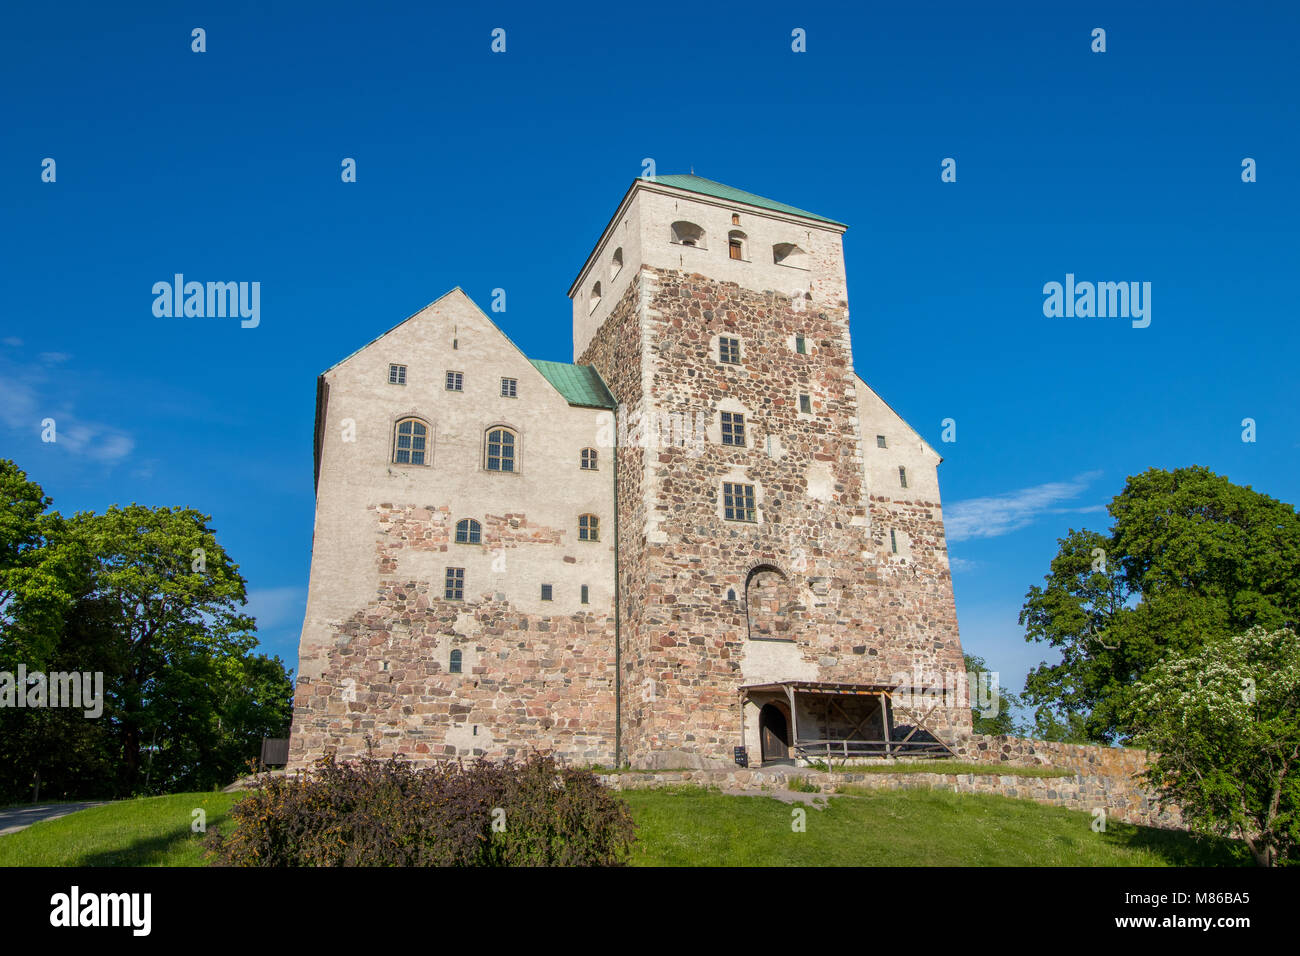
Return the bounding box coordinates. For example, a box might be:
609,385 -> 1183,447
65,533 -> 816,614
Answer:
597,734 -> 1183,830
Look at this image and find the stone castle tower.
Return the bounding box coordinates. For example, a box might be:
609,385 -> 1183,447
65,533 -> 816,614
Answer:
288,174 -> 970,772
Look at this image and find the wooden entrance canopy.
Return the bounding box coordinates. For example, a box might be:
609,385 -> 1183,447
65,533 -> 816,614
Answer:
740,681 -> 955,761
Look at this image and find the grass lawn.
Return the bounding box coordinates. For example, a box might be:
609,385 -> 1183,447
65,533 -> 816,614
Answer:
620,788 -> 1246,866
0,787 -> 1245,867
0,792 -> 238,867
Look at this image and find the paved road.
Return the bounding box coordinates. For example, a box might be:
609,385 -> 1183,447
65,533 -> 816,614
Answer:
0,802 -> 107,836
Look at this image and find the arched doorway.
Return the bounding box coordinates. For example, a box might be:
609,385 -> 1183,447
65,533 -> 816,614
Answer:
759,703 -> 791,763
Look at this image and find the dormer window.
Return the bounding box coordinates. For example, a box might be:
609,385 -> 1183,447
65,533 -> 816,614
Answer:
671,221 -> 705,248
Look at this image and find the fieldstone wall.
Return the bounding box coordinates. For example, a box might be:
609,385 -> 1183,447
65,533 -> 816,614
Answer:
597,735 -> 1182,830
580,263 -> 970,769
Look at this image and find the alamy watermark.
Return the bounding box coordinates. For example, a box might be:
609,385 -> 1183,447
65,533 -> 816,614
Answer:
152,274 -> 260,328
0,666 -> 104,717
596,404 -> 708,457
1043,273 -> 1150,328
890,666 -> 1001,718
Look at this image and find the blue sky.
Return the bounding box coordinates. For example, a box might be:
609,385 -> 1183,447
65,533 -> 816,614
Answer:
3,1 -> 1297,717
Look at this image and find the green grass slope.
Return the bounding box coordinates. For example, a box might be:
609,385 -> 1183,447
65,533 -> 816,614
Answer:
0,787 -> 1244,867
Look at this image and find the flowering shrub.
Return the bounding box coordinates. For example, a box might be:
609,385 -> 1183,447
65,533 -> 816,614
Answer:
207,751 -> 635,866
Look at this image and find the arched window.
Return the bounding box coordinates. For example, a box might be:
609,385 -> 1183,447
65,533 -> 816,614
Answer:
393,418 -> 429,466
579,514 -> 599,541
728,230 -> 747,261
773,243 -> 809,269
670,221 -> 705,248
581,447 -> 598,470
485,427 -> 517,472
609,247 -> 623,280
449,649 -> 462,674
589,281 -> 602,314
746,565 -> 797,640
455,518 -> 481,544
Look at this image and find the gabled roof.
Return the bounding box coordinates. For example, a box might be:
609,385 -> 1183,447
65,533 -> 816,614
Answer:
529,359 -> 616,410
652,174 -> 846,227
855,372 -> 942,463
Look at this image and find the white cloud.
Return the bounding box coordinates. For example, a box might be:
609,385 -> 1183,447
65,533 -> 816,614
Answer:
38,351 -> 72,364
0,357 -> 134,464
946,471 -> 1103,543
2,337 -> 22,347
948,556 -> 981,572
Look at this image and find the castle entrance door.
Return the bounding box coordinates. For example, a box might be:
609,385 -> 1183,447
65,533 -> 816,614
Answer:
759,703 -> 790,762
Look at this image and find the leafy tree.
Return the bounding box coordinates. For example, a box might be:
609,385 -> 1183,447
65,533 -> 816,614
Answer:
1020,467 -> 1300,742
963,653 -> 1024,735
0,462 -> 295,800
67,504 -> 261,792
0,460 -> 79,666
1127,626 -> 1300,867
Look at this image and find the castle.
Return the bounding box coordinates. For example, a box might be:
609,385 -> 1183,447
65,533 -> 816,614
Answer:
288,174 -> 971,771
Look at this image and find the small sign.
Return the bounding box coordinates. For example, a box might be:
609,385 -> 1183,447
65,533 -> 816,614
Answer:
733,746 -> 749,768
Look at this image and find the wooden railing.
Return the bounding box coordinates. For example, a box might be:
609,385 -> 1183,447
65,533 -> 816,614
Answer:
793,737 -> 953,761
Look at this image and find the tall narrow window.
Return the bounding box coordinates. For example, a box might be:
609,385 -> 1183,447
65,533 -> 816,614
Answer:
446,371 -> 463,391
729,239 -> 743,260
723,482 -> 757,522
501,377 -> 517,398
581,585 -> 589,605
579,514 -> 599,541
899,466 -> 908,489
795,335 -> 807,355
718,337 -> 741,365
799,393 -> 812,414
449,649 -> 462,674
720,411 -> 745,446
393,418 -> 429,466
890,529 -> 898,554
455,518 -> 481,544
445,567 -> 465,600
541,584 -> 553,601
388,364 -> 407,385
486,427 -> 517,472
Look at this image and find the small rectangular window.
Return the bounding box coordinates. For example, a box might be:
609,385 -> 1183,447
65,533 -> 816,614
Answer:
718,337 -> 741,365
890,529 -> 898,554
581,585 -> 589,605
728,239 -> 743,260
795,335 -> 806,355
445,567 -> 465,600
899,466 -> 908,489
388,364 -> 406,385
799,394 -> 812,414
579,514 -> 599,541
581,448 -> 598,470
541,584 -> 553,601
446,371 -> 464,391
720,411 -> 745,446
877,435 -> 887,448
501,377 -> 517,398
723,482 -> 756,522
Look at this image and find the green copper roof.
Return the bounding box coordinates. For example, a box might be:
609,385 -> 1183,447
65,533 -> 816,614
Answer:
529,359 -> 616,410
651,174 -> 846,227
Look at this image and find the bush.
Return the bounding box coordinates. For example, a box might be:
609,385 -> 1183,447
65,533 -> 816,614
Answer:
206,751 -> 635,866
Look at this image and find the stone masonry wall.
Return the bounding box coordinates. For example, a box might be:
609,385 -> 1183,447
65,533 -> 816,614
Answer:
597,734 -> 1182,830
581,264 -> 970,769
290,503 -> 617,765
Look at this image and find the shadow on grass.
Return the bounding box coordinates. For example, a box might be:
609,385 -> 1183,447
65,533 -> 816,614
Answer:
1101,819 -> 1249,866
77,825 -> 210,867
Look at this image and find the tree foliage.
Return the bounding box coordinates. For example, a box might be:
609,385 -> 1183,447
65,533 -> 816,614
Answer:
1127,627 -> 1300,867
0,459 -> 294,801
1020,467 -> 1300,742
